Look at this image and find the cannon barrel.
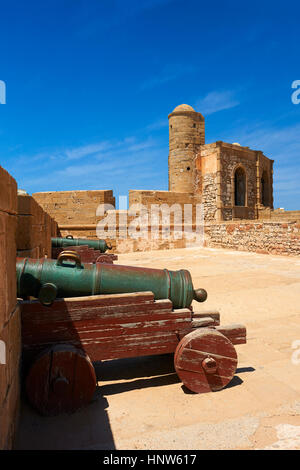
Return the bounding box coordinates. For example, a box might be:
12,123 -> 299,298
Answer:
51,236 -> 112,253
16,252 -> 207,309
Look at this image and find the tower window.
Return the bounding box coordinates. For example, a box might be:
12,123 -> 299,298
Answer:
234,167 -> 246,206
187,167 -> 190,171
193,123 -> 196,128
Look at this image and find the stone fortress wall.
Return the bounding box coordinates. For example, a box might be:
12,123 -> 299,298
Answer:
0,167 -> 20,449
31,104 -> 299,256
31,187 -> 300,257
17,192 -> 58,259
205,220 -> 300,257
0,168 -> 58,449
33,190 -> 115,226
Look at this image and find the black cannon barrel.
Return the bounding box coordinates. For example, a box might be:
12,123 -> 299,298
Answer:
51,236 -> 112,253
16,252 -> 207,309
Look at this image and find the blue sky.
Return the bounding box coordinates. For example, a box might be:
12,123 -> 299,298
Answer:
0,0 -> 300,209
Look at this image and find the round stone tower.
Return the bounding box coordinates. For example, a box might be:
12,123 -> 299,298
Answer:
168,104 -> 205,192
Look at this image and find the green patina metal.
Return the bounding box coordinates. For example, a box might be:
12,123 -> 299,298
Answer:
16,253 -> 207,309
51,235 -> 112,253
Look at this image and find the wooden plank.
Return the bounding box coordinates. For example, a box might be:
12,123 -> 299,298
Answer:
190,316 -> 218,328
21,301 -> 177,328
215,324 -> 247,345
21,291 -> 192,362
20,292 -> 157,312
22,313 -> 192,346
192,311 -> 220,324
21,296 -> 171,317
23,330 -> 182,361
22,308 -> 190,332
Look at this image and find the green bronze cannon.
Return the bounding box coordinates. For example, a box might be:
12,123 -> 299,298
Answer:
16,252 -> 207,308
51,235 -> 112,253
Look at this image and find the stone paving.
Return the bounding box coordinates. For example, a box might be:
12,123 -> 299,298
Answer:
16,246 -> 300,450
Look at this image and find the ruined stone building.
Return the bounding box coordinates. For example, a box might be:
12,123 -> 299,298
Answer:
168,104 -> 274,221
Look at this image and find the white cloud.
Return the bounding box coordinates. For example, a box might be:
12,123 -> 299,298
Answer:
195,90 -> 240,115
11,134 -> 168,194
64,142 -> 112,160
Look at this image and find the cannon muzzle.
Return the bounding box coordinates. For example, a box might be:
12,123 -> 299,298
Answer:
16,253 -> 207,309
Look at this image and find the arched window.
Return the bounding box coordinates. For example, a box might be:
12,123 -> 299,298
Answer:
234,167 -> 246,206
261,171 -> 270,207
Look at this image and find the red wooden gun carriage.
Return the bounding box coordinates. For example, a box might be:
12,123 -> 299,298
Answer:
51,235 -> 117,264
18,250 -> 246,416
21,295 -> 246,415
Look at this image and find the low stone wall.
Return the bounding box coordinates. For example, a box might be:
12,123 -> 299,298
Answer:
0,166 -> 20,449
33,190 -> 115,225
129,190 -> 201,224
17,193 -> 58,258
129,189 -> 200,206
46,187 -> 300,257
56,189 -> 203,253
204,220 -> 300,256
258,207 -> 300,221
59,217 -> 203,254
59,219 -> 300,257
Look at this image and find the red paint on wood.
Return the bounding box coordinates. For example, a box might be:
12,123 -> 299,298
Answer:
51,246 -> 118,264
21,292 -> 192,362
26,344 -> 96,415
21,292 -> 246,402
215,324 -> 247,345
174,328 -> 238,393
21,292 -> 157,313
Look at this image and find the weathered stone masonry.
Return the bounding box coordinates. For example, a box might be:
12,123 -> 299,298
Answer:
17,193 -> 58,259
205,220 -> 300,256
33,190 -> 115,226
0,169 -> 58,449
0,167 -> 20,450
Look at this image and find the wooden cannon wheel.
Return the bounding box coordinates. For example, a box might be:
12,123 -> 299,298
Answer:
26,344 -> 97,415
174,328 -> 238,393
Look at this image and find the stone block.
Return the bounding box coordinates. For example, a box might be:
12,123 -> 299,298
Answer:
16,215 -> 34,250
0,167 -> 17,215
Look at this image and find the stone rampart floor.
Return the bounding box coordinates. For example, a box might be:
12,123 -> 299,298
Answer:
16,246 -> 300,450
